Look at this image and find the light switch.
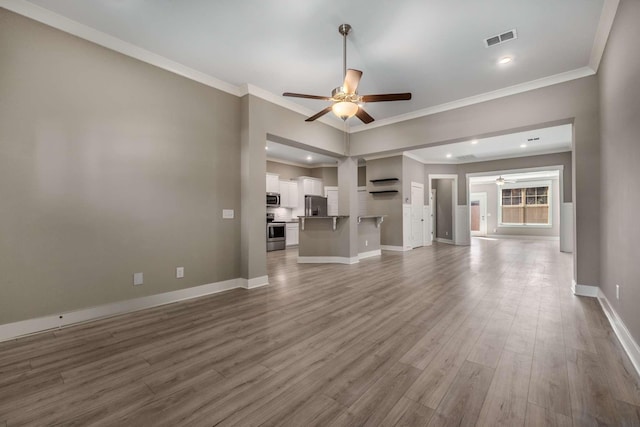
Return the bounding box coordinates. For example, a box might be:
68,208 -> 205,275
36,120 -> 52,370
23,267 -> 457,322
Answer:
133,272 -> 143,286
222,209 -> 234,219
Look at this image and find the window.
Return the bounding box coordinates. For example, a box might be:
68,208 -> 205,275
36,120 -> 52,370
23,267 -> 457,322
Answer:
499,182 -> 551,226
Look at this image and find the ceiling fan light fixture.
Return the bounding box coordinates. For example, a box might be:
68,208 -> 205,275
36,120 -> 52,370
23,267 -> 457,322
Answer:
496,176 -> 506,186
332,101 -> 358,120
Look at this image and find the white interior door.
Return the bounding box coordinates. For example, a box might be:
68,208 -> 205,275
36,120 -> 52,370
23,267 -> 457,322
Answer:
430,189 -> 436,242
411,182 -> 424,248
470,192 -> 487,236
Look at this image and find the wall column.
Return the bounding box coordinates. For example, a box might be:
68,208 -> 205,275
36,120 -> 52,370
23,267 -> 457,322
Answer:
338,156 -> 359,260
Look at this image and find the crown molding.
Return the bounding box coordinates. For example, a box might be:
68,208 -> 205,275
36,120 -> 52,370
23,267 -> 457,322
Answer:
2,0 -> 613,137
402,152 -> 425,164
242,84 -> 345,131
589,0 -> 620,72
0,0 -> 244,96
266,157 -> 337,169
349,67 -> 596,134
407,148 -> 572,165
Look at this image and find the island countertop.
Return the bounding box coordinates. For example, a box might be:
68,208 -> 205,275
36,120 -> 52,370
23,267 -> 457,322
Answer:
298,215 -> 349,231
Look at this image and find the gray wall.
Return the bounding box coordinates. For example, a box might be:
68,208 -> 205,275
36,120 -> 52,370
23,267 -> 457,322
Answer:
298,219 -> 351,257
266,161 -> 309,181
241,96 -> 345,280
402,156 -> 425,202
423,152 -> 571,205
458,152 -> 572,204
358,219 -> 381,253
358,166 -> 367,187
598,0 -> 640,342
310,167 -> 338,187
434,179 -> 454,240
469,180 -> 560,237
0,9 -> 241,324
351,77 -> 598,288
365,156 -> 403,246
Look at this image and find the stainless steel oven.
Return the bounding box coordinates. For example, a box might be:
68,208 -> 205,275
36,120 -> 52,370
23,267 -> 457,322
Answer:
266,213 -> 286,251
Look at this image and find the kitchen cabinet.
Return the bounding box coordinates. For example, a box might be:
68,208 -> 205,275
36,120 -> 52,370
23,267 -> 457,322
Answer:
279,180 -> 289,207
286,223 -> 299,246
266,173 -> 280,194
288,181 -> 298,208
299,177 -> 323,196
279,180 -> 298,208
325,186 -> 338,216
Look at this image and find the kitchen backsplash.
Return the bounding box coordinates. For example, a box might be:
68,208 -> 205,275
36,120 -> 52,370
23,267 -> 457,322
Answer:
267,207 -> 294,221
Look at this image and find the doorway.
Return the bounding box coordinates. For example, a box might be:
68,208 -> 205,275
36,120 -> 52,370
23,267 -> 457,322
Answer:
470,192 -> 487,236
429,175 -> 457,244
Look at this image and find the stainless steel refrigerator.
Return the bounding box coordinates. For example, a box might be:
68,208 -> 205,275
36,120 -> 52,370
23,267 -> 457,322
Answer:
304,195 -> 328,217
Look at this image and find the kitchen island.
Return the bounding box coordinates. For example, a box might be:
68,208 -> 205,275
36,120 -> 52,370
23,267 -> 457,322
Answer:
297,215 -> 385,264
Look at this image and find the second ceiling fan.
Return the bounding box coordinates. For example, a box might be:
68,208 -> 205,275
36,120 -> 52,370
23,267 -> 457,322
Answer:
283,24 -> 412,124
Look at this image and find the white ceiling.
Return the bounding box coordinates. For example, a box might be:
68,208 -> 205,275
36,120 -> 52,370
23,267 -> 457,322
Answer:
266,140 -> 339,167
16,0 -> 609,129
405,124 -> 572,164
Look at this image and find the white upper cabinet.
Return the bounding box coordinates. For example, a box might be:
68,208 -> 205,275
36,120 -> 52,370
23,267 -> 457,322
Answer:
279,180 -> 289,207
278,180 -> 299,208
288,181 -> 298,208
266,173 -> 280,193
299,177 -> 323,196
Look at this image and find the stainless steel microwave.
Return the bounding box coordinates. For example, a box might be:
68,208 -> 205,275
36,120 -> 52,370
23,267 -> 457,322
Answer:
266,193 -> 281,207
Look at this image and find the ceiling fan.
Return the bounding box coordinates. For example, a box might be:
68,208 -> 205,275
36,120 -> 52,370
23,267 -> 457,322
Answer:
283,24 -> 412,124
495,176 -> 517,186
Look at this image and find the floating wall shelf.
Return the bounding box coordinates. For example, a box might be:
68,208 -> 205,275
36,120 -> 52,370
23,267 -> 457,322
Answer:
369,178 -> 399,183
369,190 -> 399,194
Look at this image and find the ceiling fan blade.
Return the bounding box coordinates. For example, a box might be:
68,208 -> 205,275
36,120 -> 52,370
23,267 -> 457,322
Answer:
305,106 -> 333,122
355,107 -> 375,124
283,92 -> 332,100
343,69 -> 363,94
360,93 -> 412,102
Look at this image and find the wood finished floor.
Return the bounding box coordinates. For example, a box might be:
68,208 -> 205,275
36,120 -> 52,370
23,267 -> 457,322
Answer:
1,239 -> 640,426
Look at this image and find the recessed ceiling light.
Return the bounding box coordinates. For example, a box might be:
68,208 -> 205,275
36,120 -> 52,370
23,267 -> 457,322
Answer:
265,146 -> 269,150
446,153 -> 452,158
471,139 -> 478,145
520,143 -> 527,148
306,155 -> 312,161
498,56 -> 513,65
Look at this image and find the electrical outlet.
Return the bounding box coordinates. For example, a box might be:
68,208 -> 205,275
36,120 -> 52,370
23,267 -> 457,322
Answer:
133,272 -> 143,286
616,284 -> 620,300
176,267 -> 184,279
365,240 -> 368,247
445,231 -> 449,236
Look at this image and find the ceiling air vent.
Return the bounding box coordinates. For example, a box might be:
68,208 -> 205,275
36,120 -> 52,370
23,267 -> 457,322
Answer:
457,154 -> 477,161
484,29 -> 518,48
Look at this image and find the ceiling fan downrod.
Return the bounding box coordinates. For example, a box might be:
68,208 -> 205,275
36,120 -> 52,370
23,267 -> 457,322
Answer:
338,24 -> 351,82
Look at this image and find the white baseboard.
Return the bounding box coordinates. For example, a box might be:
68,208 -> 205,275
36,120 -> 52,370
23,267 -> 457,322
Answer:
486,234 -> 560,241
597,290 -> 640,378
358,249 -> 382,260
243,275 -> 269,289
571,279 -> 600,297
297,256 -> 359,264
380,245 -> 409,252
0,277 -> 251,342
